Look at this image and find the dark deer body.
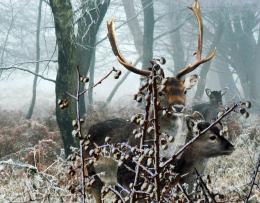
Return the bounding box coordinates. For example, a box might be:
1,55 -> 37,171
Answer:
192,88 -> 228,121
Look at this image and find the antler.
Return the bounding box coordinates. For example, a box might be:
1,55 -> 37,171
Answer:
176,0 -> 216,79
107,19 -> 151,77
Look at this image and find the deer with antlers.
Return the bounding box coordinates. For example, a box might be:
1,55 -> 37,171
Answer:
107,1 -> 215,114
86,1 -> 221,202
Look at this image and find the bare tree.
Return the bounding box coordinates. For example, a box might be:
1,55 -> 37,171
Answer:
26,0 -> 43,119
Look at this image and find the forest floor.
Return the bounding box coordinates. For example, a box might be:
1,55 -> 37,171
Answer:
0,107 -> 259,202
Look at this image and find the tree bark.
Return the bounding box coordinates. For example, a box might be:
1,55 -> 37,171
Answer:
141,0 -> 154,68
26,0 -> 43,119
76,0 -> 110,116
49,0 -> 77,156
122,0 -> 143,55
194,18 -> 224,101
168,1 -> 185,74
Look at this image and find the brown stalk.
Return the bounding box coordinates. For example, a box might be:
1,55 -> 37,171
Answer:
130,78 -> 151,203
152,69 -> 161,202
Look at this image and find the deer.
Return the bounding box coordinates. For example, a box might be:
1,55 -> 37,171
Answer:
106,0 -> 216,152
85,1 -> 219,201
175,114 -> 234,193
86,112 -> 235,202
106,1 -> 216,115
192,87 -> 228,121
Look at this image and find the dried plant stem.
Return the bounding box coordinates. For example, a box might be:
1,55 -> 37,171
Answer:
76,66 -> 86,203
245,155 -> 260,202
195,168 -> 216,203
152,74 -> 161,202
79,67 -> 116,96
130,78 -> 151,203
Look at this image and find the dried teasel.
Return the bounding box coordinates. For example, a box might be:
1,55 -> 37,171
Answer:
147,157 -> 153,167
80,76 -> 89,83
217,111 -> 224,118
243,111 -> 250,119
136,95 -> 143,103
72,130 -> 79,137
141,182 -> 148,191
146,184 -> 153,193
147,126 -> 154,134
114,70 -> 121,79
239,108 -> 246,115
148,149 -> 154,156
58,99 -> 69,109
160,138 -> 167,145
159,56 -> 166,64
89,149 -> 95,157
168,135 -> 174,143
72,120 -> 77,127
135,133 -> 142,139
105,136 -> 111,143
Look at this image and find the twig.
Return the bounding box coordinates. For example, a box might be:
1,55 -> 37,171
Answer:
178,183 -> 193,203
0,66 -> 56,83
108,186 -> 126,203
152,69 -> 161,202
245,155 -> 260,202
195,168 -> 216,203
76,66 -> 86,203
79,67 -> 116,96
130,78 -> 151,203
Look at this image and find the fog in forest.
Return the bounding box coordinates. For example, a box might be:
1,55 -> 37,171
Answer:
0,0 -> 259,202
1,0 -> 259,116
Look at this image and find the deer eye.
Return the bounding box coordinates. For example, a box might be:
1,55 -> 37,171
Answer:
209,135 -> 217,141
184,90 -> 187,95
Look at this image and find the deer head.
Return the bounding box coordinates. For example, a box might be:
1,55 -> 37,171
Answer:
107,0 -> 216,113
205,87 -> 228,106
186,119 -> 235,158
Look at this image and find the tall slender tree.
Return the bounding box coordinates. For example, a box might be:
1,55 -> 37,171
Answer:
26,0 -> 43,119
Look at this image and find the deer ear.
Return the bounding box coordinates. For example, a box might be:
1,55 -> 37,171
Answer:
185,115 -> 196,130
184,74 -> 199,90
192,111 -> 205,121
205,88 -> 211,96
221,87 -> 229,96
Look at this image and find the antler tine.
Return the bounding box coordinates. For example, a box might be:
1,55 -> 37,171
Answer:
107,19 -> 151,77
176,0 -> 216,79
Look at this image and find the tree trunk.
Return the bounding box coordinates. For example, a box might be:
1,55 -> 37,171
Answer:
215,59 -> 240,102
105,0 -> 143,105
26,0 -> 43,119
194,18 -> 224,101
122,0 -> 143,55
141,0 -> 154,68
168,1 -> 185,74
49,0 -> 77,156
76,0 -> 110,116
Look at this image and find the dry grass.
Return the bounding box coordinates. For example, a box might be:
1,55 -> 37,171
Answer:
0,108 -> 259,202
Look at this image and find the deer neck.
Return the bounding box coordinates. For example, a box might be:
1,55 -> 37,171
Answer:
160,114 -> 189,158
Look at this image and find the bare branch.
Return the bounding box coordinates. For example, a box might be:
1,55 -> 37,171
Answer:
0,66 -> 56,83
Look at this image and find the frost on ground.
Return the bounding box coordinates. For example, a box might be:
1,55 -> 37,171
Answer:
0,107 -> 259,202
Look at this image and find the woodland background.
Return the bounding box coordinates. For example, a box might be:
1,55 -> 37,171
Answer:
0,0 -> 259,202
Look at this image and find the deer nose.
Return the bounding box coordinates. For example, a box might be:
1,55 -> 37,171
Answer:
172,104 -> 185,113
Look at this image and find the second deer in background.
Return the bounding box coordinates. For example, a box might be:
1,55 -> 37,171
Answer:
192,87 -> 228,121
